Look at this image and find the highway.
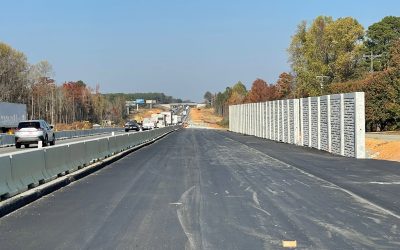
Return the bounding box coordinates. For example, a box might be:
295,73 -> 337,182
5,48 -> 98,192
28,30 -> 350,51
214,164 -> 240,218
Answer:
0,131 -> 126,156
1,129 -> 400,249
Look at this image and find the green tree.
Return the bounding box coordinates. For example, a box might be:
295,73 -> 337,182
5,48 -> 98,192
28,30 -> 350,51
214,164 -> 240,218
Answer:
226,81 -> 246,104
214,87 -> 232,117
0,41 -> 30,103
203,91 -> 213,106
324,17 -> 365,81
366,16 -> 400,70
289,16 -> 364,97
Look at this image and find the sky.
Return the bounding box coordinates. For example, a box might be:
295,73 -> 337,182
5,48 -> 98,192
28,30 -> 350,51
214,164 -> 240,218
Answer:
0,0 -> 399,102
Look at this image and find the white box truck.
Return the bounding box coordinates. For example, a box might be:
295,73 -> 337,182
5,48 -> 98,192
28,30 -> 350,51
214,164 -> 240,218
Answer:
172,115 -> 182,125
153,114 -> 167,128
161,111 -> 172,125
142,117 -> 156,130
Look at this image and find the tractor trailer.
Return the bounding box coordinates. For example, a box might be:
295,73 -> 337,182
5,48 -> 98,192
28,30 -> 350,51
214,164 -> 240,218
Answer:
0,102 -> 27,133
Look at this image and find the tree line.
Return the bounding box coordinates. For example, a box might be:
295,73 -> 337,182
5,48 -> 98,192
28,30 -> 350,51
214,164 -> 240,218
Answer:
0,42 -> 183,126
104,93 -> 185,104
205,16 -> 400,131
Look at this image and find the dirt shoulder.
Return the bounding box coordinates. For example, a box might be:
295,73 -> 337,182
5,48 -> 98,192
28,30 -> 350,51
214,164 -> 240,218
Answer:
188,108 -> 226,129
366,132 -> 400,162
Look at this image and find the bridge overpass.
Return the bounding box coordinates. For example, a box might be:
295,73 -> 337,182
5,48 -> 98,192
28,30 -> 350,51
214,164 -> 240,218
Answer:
159,102 -> 205,109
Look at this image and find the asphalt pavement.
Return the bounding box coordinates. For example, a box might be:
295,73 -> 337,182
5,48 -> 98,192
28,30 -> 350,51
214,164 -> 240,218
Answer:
0,129 -> 400,249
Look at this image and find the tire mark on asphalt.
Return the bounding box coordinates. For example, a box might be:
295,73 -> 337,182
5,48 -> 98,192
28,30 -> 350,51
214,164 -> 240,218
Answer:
220,133 -> 400,221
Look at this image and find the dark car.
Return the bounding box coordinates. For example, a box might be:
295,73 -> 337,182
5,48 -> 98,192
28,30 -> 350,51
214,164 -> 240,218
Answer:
124,121 -> 141,132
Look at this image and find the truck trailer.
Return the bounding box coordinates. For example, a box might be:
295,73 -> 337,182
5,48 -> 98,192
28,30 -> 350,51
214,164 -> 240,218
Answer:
0,102 -> 27,133
161,111 -> 173,125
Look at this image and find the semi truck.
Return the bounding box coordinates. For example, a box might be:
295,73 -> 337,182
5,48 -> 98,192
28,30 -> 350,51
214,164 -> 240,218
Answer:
152,113 -> 167,128
172,115 -> 182,125
161,111 -> 173,125
0,102 -> 27,133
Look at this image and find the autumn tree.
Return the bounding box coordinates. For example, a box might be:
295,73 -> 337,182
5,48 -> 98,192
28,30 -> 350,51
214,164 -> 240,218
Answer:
246,79 -> 268,102
29,61 -> 55,121
275,72 -> 294,99
227,81 -> 247,105
329,39 -> 400,131
389,39 -> 400,68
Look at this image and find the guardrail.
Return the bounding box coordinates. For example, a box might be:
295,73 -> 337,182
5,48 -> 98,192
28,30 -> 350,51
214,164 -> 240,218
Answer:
0,127 -> 123,147
0,134 -> 14,146
0,126 -> 179,199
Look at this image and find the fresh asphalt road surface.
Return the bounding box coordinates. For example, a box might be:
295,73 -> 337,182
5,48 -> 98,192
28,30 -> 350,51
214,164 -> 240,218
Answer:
0,131 -> 126,156
1,129 -> 400,249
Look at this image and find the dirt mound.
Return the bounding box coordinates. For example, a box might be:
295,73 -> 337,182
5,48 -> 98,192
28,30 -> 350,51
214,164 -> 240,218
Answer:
366,138 -> 400,162
55,121 -> 92,131
189,108 -> 225,129
129,108 -> 165,122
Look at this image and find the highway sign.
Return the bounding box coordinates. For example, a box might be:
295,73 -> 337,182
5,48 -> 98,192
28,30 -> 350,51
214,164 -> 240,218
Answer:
125,101 -> 136,106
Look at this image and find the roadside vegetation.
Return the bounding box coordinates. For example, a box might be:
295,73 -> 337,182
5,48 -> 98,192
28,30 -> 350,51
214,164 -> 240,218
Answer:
206,16 -> 400,132
0,43 -> 182,127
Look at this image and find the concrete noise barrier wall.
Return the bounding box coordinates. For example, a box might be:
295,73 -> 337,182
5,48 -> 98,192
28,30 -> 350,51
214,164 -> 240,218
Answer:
229,92 -> 365,159
0,126 -> 179,199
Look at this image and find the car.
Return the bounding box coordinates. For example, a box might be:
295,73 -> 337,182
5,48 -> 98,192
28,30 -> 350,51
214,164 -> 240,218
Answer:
124,120 -> 141,132
15,120 -> 55,148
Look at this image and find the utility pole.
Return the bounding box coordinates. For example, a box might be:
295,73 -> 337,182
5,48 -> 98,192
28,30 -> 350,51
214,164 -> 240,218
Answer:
363,51 -> 382,72
316,75 -> 330,94
51,85 -> 54,125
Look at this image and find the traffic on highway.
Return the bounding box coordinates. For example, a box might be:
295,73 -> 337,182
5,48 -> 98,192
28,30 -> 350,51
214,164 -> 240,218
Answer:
1,1 -> 400,249
1,129 -> 399,249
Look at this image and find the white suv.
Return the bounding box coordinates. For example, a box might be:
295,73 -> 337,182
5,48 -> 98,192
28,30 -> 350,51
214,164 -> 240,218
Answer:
15,120 -> 55,148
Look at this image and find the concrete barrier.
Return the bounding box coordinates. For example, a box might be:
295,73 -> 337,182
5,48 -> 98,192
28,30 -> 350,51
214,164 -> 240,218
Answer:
122,134 -> 131,149
85,139 -> 101,164
44,145 -> 72,177
0,155 -> 19,198
108,136 -> 118,155
11,150 -> 50,191
114,135 -> 126,152
0,125 -> 180,200
98,138 -> 110,159
68,142 -> 87,171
